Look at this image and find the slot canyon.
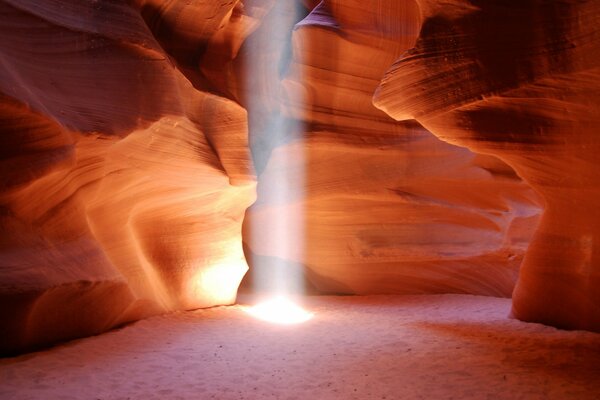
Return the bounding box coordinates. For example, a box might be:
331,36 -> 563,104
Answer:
0,0 -> 599,399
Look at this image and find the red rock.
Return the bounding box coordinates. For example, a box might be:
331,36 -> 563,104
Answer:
245,1 -> 541,296
0,0 -> 255,354
375,0 -> 600,331
2,0 -> 596,356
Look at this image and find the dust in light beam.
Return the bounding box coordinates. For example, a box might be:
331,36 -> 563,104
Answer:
244,2 -> 313,324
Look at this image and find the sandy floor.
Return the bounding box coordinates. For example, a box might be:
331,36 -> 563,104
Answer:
1,294 -> 599,400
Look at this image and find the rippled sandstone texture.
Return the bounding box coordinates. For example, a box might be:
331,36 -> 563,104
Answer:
244,1 -> 541,296
0,0 -> 256,354
375,0 -> 600,331
5,0 -> 588,356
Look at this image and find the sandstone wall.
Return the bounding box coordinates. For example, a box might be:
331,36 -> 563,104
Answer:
244,1 -> 541,296
5,0 -> 589,355
375,0 -> 600,331
0,0 -> 256,354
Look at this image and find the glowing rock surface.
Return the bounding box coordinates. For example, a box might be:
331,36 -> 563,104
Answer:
0,0 -> 255,354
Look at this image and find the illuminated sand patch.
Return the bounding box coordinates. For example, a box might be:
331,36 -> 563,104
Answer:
245,296 -> 313,324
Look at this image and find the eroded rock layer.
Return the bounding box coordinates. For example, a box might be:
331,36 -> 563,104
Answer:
0,0 -> 256,354
244,1 -> 541,296
375,0 -> 600,331
4,0 -> 590,354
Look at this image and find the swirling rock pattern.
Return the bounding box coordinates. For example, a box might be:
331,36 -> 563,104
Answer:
0,0 -> 256,354
375,0 -> 600,331
245,1 -> 541,296
4,0 -> 588,355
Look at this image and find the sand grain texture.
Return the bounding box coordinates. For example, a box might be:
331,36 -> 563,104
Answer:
1,295 -> 599,400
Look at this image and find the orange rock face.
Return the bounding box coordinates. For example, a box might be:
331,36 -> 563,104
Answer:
375,0 -> 600,331
3,0 -> 595,355
0,0 -> 256,354
244,1 -> 541,296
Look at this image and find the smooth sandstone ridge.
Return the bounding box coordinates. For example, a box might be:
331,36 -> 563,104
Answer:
374,0 -> 600,331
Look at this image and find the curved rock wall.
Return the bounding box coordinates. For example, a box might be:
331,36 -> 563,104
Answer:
375,0 -> 600,331
4,0 -> 589,354
244,1 -> 541,296
0,0 -> 256,354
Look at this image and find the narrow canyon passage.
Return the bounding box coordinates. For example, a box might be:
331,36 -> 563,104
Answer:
2,295 -> 599,400
1,0 -> 600,398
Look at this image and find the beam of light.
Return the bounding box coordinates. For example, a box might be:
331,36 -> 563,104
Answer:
244,2 -> 309,302
245,296 -> 313,324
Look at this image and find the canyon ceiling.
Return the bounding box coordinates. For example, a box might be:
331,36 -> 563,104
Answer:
0,0 -> 598,355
